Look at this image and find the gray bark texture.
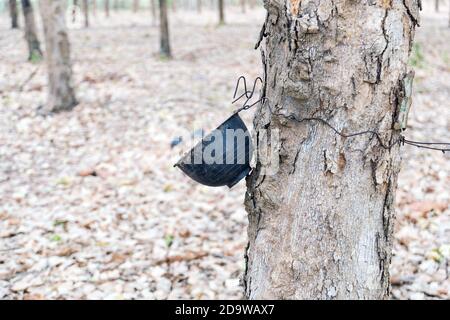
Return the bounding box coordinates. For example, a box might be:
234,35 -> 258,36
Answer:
40,0 -> 78,112
21,0 -> 42,60
244,0 -> 420,300
9,0 -> 19,29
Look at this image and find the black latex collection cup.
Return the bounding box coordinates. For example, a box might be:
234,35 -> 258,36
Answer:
174,113 -> 253,188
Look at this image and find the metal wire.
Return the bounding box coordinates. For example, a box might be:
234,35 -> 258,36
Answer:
231,76 -> 450,154
232,76 -> 266,113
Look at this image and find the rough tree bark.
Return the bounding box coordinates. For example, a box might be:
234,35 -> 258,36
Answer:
105,0 -> 110,17
159,0 -> 171,58
9,0 -> 19,29
82,0 -> 89,27
244,0 -> 420,299
218,0 -> 224,24
21,0 -> 42,61
40,0 -> 77,112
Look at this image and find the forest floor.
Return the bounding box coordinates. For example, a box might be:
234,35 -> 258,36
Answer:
0,6 -> 449,300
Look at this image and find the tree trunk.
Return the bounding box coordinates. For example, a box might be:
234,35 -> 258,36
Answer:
159,0 -> 171,58
133,0 -> 139,12
92,0 -> 97,16
435,0 -> 439,12
218,0 -> 224,24
150,0 -> 157,24
113,0 -> 119,10
72,0 -> 78,23
171,0 -> 176,12
105,0 -> 110,17
82,0 -> 89,27
21,0 -> 42,61
39,0 -> 77,113
240,0 -> 246,14
244,0 -> 420,299
9,0 -> 19,29
197,0 -> 202,13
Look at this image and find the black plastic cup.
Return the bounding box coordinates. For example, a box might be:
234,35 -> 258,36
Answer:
174,113 -> 253,188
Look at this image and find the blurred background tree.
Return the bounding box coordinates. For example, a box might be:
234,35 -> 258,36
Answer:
218,0 -> 224,24
39,0 -> 77,112
104,0 -> 109,17
8,0 -> 19,28
82,0 -> 88,27
21,0 -> 42,61
159,0 -> 171,58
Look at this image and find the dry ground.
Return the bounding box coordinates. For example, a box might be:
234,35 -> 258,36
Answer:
0,5 -> 449,300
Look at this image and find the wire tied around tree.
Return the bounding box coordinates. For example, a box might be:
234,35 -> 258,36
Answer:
232,76 -> 450,154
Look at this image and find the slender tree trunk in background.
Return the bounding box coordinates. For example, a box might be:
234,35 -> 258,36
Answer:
105,0 -> 110,17
171,0 -> 176,12
92,0 -> 97,16
150,0 -> 157,24
240,0 -> 245,14
113,0 -> 119,10
82,0 -> 89,27
159,0 -> 171,58
249,0 -> 255,9
435,0 -> 439,12
197,0 -> 202,13
218,0 -> 224,24
21,0 -> 42,61
72,0 -> 78,23
133,0 -> 139,12
9,0 -> 19,29
39,0 -> 77,113
244,0 -> 420,299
